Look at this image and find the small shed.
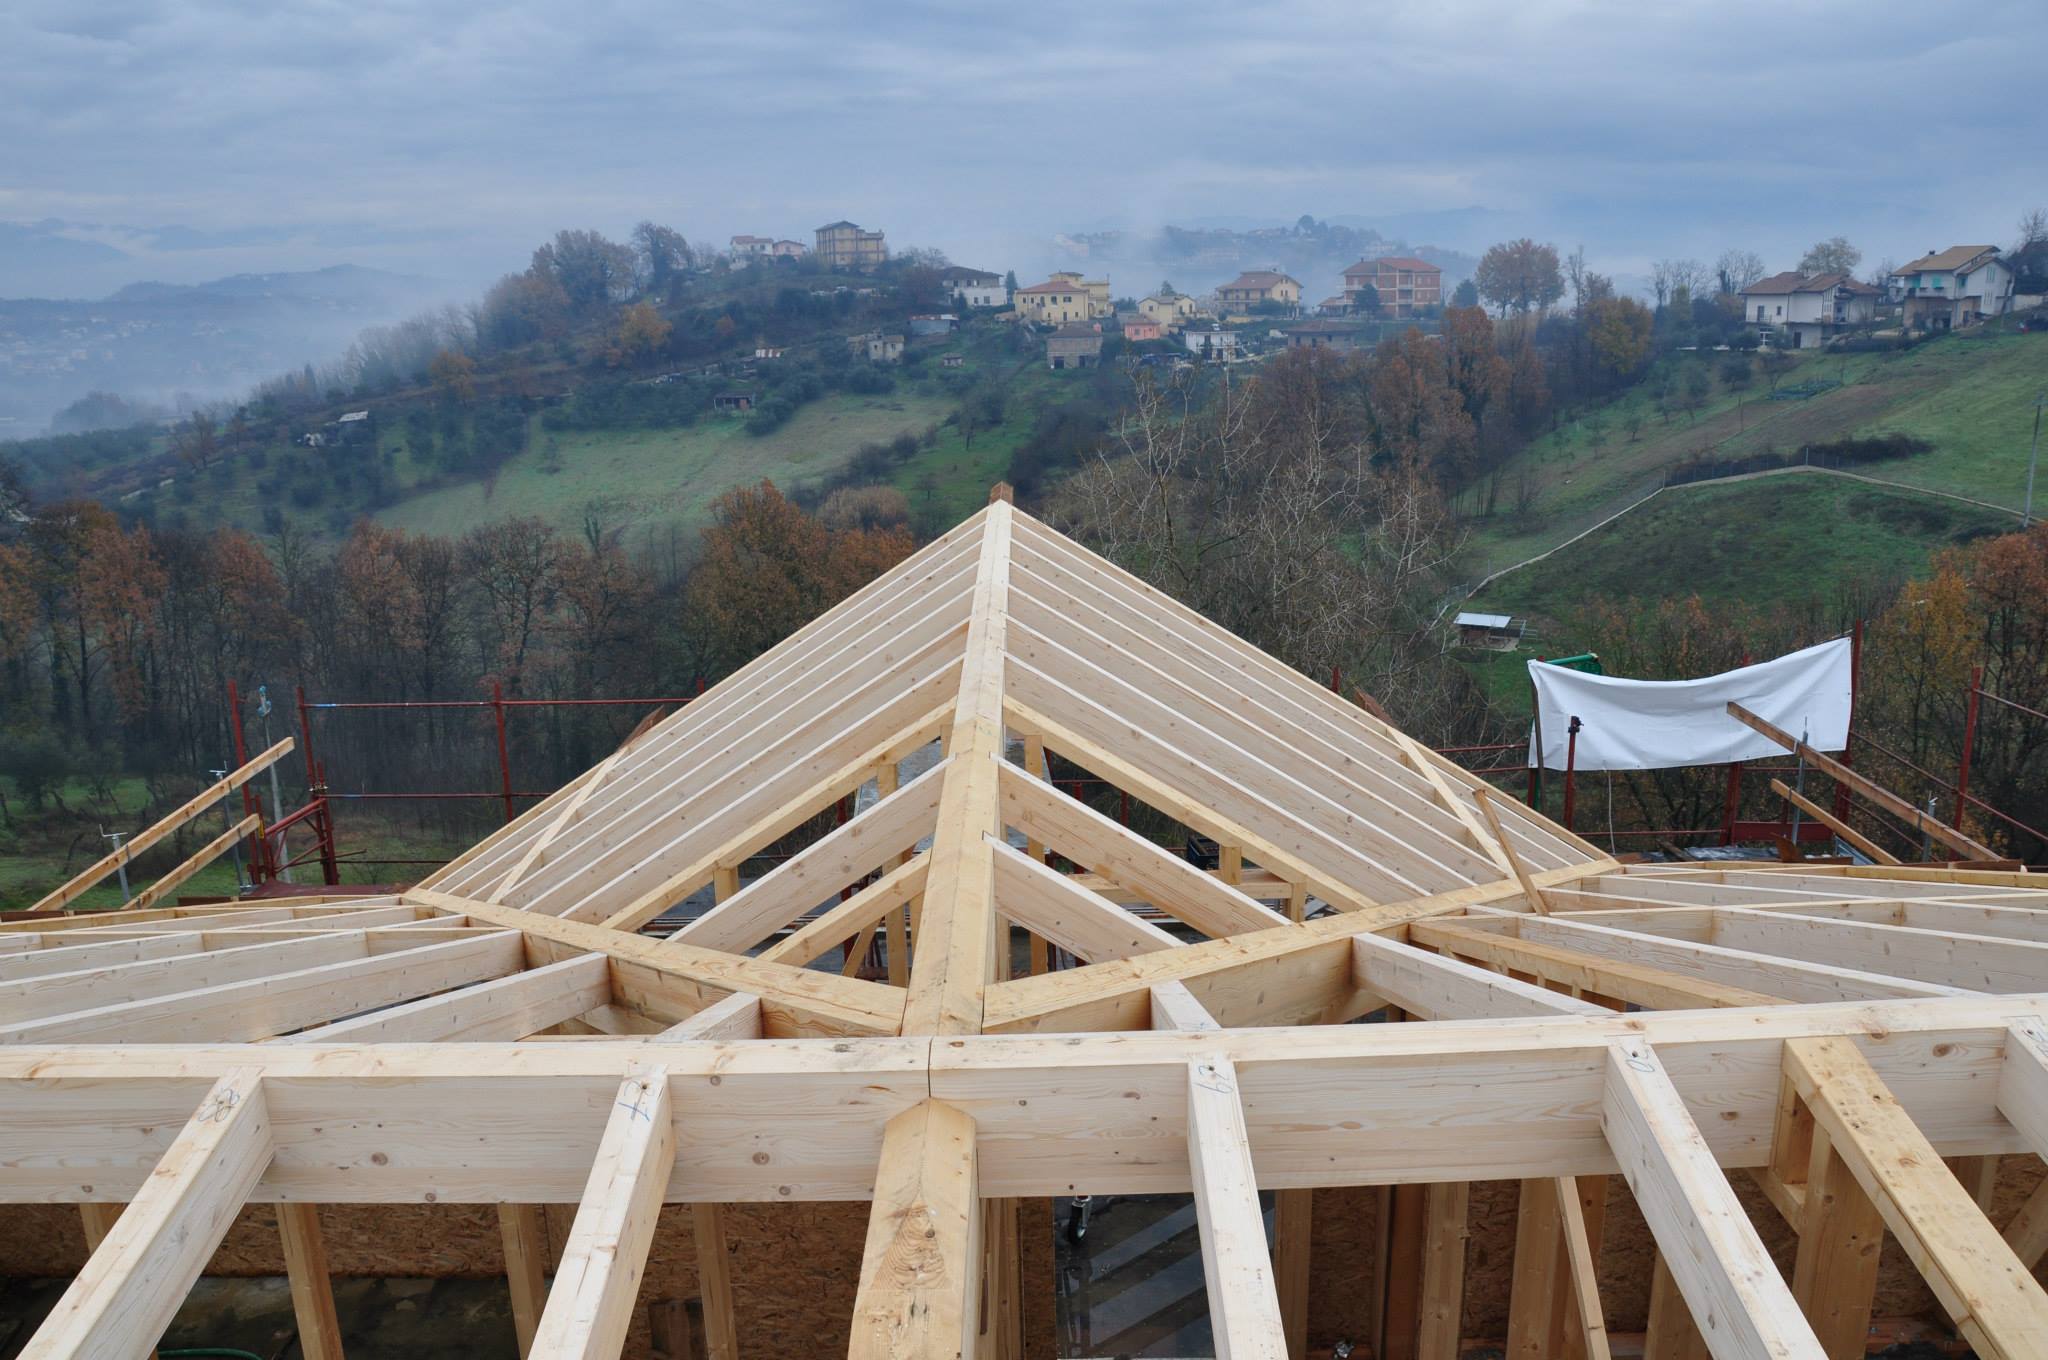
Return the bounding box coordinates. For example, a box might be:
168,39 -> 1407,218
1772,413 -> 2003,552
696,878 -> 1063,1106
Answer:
1454,611 -> 1524,650
1046,323 -> 1103,370
940,354 -> 965,368
712,392 -> 755,414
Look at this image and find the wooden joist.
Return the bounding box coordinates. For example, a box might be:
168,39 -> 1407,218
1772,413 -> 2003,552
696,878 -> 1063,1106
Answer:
1727,703 -> 1998,860
27,738 -> 292,916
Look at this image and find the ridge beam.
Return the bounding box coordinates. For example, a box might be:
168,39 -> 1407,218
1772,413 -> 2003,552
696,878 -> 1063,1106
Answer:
19,1069 -> 272,1359
904,501 -> 1012,1037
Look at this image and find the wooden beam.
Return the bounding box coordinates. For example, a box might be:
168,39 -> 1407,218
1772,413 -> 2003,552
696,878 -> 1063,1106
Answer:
655,992 -> 764,1043
1475,785 -> 1551,913
20,1068 -> 272,1359
1997,1020 -> 2048,1162
28,738 -> 292,916
1186,1055 -> 1287,1359
281,954 -> 610,1043
1557,1175 -> 1613,1360
1352,931 -> 1610,1019
1727,704 -> 1997,860
0,930 -> 528,1044
1767,780 -> 1900,866
1784,1035 -> 2048,1358
1505,1176 -> 1567,1358
1390,729 -> 1514,876
988,836 -> 1181,962
1416,1183 -> 1469,1360
1412,920 -> 1784,1010
1149,979 -> 1220,1032
850,1100 -> 981,1359
499,1204 -> 551,1358
671,758 -> 946,953
277,1204 -> 346,1360
529,1069 -> 676,1359
1602,1040 -> 1825,1359
757,855 -> 929,968
128,814 -> 262,914
1789,1121 -> 1884,1358
691,1204 -> 738,1360
1273,1188 -> 1312,1360
1643,1253 -> 1709,1360
407,889 -> 905,1038
903,502 -> 1012,1037
996,762 -> 1287,937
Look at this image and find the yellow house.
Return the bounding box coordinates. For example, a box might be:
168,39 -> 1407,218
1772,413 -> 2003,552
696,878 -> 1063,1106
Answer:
1217,270 -> 1302,312
1138,289 -> 1199,330
1048,270 -> 1113,318
1015,280 -> 1094,325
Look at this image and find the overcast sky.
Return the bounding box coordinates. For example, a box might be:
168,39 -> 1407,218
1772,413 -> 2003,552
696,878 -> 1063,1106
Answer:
4,0 -> 2044,296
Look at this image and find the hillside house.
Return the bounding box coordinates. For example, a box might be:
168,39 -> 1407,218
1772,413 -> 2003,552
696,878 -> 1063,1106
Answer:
730,235 -> 773,259
909,314 -> 959,337
768,240 -> 807,258
1048,271 -> 1114,317
1343,257 -> 1443,317
867,334 -> 905,364
1217,270 -> 1303,312
1282,319 -> 1366,352
1892,246 -> 2015,331
1738,272 -> 1880,348
1015,280 -> 1094,325
711,392 -> 755,413
1184,328 -> 1241,360
1046,323 -> 1103,370
754,346 -> 784,360
815,221 -> 888,271
1454,611 -> 1523,650
941,268 -> 1008,308
1121,316 -> 1165,342
1139,289 -> 1200,330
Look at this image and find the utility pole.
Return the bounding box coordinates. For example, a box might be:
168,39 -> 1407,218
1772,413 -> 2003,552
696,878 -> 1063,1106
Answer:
2025,390 -> 2045,528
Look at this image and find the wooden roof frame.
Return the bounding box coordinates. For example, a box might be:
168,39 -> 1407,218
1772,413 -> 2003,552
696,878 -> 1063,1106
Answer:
4,501 -> 2048,1359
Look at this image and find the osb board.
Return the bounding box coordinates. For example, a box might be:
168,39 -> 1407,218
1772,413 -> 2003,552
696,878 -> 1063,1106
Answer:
0,1198 -> 1061,1359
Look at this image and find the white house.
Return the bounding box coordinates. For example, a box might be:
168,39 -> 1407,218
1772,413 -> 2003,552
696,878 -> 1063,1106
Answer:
1891,246 -> 2016,331
940,268 -> 1008,309
1183,328 -> 1240,360
1737,271 -> 1880,348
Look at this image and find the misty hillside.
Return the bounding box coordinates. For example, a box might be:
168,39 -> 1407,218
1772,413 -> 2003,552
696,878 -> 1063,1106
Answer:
0,263 -> 443,434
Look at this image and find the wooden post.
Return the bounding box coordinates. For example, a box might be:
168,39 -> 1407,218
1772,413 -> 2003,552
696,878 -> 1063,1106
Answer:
1416,1184 -> 1469,1360
498,1204 -> 551,1359
1790,1125 -> 1885,1358
692,1204 -> 739,1360
1273,1188 -> 1312,1360
1643,1254 -> 1709,1360
277,1204 -> 346,1360
1378,1183 -> 1427,1360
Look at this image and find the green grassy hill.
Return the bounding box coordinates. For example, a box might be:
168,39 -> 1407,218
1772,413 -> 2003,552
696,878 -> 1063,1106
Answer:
378,391 -> 955,540
1472,472 -> 2013,618
1464,325 -> 2046,579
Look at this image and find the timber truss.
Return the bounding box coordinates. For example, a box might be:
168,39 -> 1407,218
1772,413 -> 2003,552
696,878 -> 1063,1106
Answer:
5,499 -> 2048,1360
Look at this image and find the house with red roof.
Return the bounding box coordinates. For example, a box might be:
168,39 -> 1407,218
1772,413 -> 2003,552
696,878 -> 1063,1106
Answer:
1341,256 -> 1443,317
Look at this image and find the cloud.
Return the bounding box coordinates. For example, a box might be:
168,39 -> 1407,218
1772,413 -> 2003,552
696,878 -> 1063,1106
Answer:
2,0 -> 2043,291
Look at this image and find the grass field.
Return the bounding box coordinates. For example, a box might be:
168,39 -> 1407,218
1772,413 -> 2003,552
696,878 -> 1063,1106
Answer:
381,390 -> 956,540
1472,471 -> 2014,621
1463,327 -> 2047,579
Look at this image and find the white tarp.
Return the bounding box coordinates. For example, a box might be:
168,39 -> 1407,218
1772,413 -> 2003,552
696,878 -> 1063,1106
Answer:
1527,637 -> 1852,771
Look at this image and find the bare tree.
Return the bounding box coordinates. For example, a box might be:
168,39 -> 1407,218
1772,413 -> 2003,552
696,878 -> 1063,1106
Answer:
1714,249 -> 1767,294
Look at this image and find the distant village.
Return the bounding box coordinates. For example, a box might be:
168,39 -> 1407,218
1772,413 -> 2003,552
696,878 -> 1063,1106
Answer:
723,220 -> 2037,376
